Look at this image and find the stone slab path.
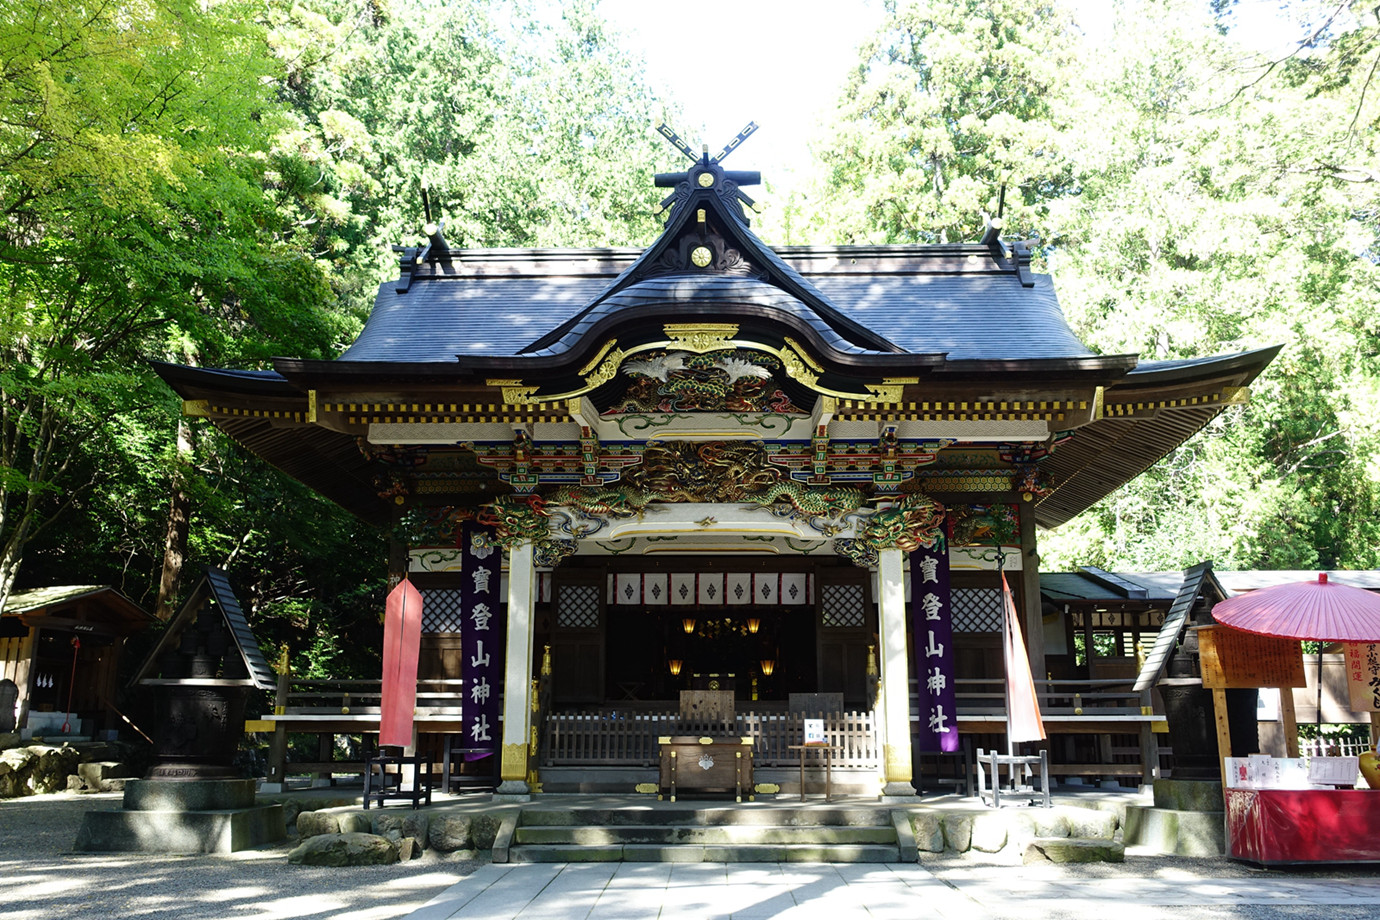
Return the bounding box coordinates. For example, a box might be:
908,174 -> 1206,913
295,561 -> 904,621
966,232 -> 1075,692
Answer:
401,861 -> 1380,920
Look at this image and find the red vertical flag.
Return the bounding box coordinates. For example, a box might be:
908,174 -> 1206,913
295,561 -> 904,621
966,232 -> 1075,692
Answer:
1002,572 -> 1046,744
380,579 -> 424,747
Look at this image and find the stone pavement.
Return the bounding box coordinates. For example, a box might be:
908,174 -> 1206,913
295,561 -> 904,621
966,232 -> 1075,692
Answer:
399,860 -> 1380,920
402,863 -> 986,920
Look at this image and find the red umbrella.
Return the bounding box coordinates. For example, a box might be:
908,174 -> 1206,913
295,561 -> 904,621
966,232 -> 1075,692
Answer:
1213,573 -> 1380,734
1213,573 -> 1380,642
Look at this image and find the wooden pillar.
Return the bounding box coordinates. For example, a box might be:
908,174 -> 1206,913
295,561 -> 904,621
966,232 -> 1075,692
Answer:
1017,496 -> 1045,681
877,548 -> 914,796
263,661 -> 292,792
498,541 -> 536,796
1213,687 -> 1232,787
1280,688 -> 1300,758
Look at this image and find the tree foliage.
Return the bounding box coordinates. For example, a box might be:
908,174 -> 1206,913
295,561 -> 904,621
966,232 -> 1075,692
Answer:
804,0 -> 1079,244
3,0 -> 675,677
807,0 -> 1380,574
0,0 -> 341,615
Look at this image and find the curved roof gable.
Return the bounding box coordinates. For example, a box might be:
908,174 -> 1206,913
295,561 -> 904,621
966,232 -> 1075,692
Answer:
521,157 -> 902,356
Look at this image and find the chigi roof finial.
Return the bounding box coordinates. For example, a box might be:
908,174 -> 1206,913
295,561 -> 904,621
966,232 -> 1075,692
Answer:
651,122 -> 763,222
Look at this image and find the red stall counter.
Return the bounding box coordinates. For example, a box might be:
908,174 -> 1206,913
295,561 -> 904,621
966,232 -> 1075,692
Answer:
1226,788 -> 1380,865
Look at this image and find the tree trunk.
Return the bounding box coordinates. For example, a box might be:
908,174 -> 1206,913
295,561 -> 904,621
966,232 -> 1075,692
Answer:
155,418 -> 194,621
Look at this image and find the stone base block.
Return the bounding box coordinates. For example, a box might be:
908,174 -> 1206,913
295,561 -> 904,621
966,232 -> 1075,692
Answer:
1123,805 -> 1225,857
1151,779 -> 1224,812
74,804 -> 284,854
123,778 -> 258,811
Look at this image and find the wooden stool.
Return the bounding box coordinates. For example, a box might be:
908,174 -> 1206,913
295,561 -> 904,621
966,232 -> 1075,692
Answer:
363,749 -> 433,809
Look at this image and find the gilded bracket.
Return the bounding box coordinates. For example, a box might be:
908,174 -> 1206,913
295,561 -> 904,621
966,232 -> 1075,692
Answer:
662,322 -> 741,353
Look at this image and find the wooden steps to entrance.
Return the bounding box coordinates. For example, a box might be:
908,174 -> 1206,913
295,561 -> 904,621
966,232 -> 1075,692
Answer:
502,806 -> 902,864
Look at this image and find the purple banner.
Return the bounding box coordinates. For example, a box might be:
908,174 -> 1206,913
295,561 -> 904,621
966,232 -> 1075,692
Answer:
913,541 -> 958,752
460,522 -> 501,759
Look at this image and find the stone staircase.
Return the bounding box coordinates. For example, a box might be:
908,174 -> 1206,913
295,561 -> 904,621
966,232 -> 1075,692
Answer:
501,806 -> 906,864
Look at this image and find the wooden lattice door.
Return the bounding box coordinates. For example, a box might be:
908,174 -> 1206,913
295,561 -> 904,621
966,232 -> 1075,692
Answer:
550,571 -> 605,704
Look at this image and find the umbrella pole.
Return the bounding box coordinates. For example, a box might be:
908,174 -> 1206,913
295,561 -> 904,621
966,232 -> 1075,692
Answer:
1316,645 -> 1324,747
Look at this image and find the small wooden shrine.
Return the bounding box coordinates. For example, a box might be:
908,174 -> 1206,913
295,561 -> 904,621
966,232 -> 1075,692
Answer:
0,585 -> 154,737
154,126 -> 1278,795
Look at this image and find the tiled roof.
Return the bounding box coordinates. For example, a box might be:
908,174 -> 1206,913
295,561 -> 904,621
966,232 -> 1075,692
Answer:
524,274 -> 895,359
809,272 -> 1091,361
341,276 -> 605,362
338,260 -> 1095,364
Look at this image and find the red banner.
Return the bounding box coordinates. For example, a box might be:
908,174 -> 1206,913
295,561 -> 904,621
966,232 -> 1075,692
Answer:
1002,572 -> 1046,743
379,579 -> 423,747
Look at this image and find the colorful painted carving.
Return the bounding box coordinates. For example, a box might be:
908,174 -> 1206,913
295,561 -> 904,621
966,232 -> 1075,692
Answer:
604,350 -> 802,414
949,504 -> 1019,546
1016,464 -> 1052,499
834,493 -> 946,568
742,480 -> 865,522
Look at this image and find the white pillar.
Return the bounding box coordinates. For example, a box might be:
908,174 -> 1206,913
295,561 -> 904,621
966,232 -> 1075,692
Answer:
877,548 -> 915,796
498,540 -> 536,796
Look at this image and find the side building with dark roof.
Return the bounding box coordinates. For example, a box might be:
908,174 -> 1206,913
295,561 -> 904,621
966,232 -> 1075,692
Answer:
155,143 -> 1277,795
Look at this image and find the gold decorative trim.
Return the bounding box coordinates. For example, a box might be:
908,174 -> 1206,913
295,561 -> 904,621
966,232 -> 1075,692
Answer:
635,783 -> 659,794
501,742 -> 528,781
835,398 -> 1071,423
578,340 -> 621,377
864,383 -> 905,403
308,389 -> 318,424
782,337 -> 823,374
581,345 -> 629,391
485,379 -> 541,406
663,323 -> 740,353
196,402 -> 306,423
754,783 -> 781,794
1102,386 -> 1247,419
882,743 -> 912,783
776,344 -> 820,389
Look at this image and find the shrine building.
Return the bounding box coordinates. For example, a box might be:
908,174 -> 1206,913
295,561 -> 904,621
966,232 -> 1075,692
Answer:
155,130 -> 1278,796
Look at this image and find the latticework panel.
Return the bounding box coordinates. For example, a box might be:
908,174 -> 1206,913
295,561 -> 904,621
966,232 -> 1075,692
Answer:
556,584 -> 600,629
821,584 -> 866,628
421,589 -> 466,634
952,587 -> 1003,633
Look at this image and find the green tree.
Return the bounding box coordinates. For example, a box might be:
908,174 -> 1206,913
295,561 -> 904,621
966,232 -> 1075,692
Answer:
1038,0 -> 1380,571
0,0 -> 346,613
804,0 -> 1080,245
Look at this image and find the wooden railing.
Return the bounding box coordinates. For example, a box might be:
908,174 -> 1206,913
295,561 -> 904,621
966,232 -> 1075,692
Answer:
541,708 -> 878,769
281,678 -> 465,716
914,678 -> 1153,718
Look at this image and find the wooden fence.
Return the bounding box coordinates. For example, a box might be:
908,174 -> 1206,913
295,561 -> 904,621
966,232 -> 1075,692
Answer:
541,709 -> 878,769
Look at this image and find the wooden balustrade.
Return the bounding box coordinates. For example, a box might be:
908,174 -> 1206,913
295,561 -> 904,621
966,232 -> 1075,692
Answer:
540,709 -> 878,769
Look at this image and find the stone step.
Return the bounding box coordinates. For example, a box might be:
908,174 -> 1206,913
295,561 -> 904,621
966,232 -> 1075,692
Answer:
518,807 -> 892,828
1023,836 -> 1125,864
509,843 -> 901,864
514,825 -> 898,846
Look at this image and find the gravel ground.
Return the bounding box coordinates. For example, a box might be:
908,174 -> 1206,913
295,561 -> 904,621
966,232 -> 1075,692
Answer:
0,792 -> 484,920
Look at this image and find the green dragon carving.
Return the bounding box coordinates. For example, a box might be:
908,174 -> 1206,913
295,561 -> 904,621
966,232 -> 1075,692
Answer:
835,493 -> 947,569
742,480 -> 865,521
547,484 -> 656,518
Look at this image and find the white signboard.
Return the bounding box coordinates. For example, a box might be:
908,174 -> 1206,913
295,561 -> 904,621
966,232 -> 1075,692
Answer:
803,719 -> 826,745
